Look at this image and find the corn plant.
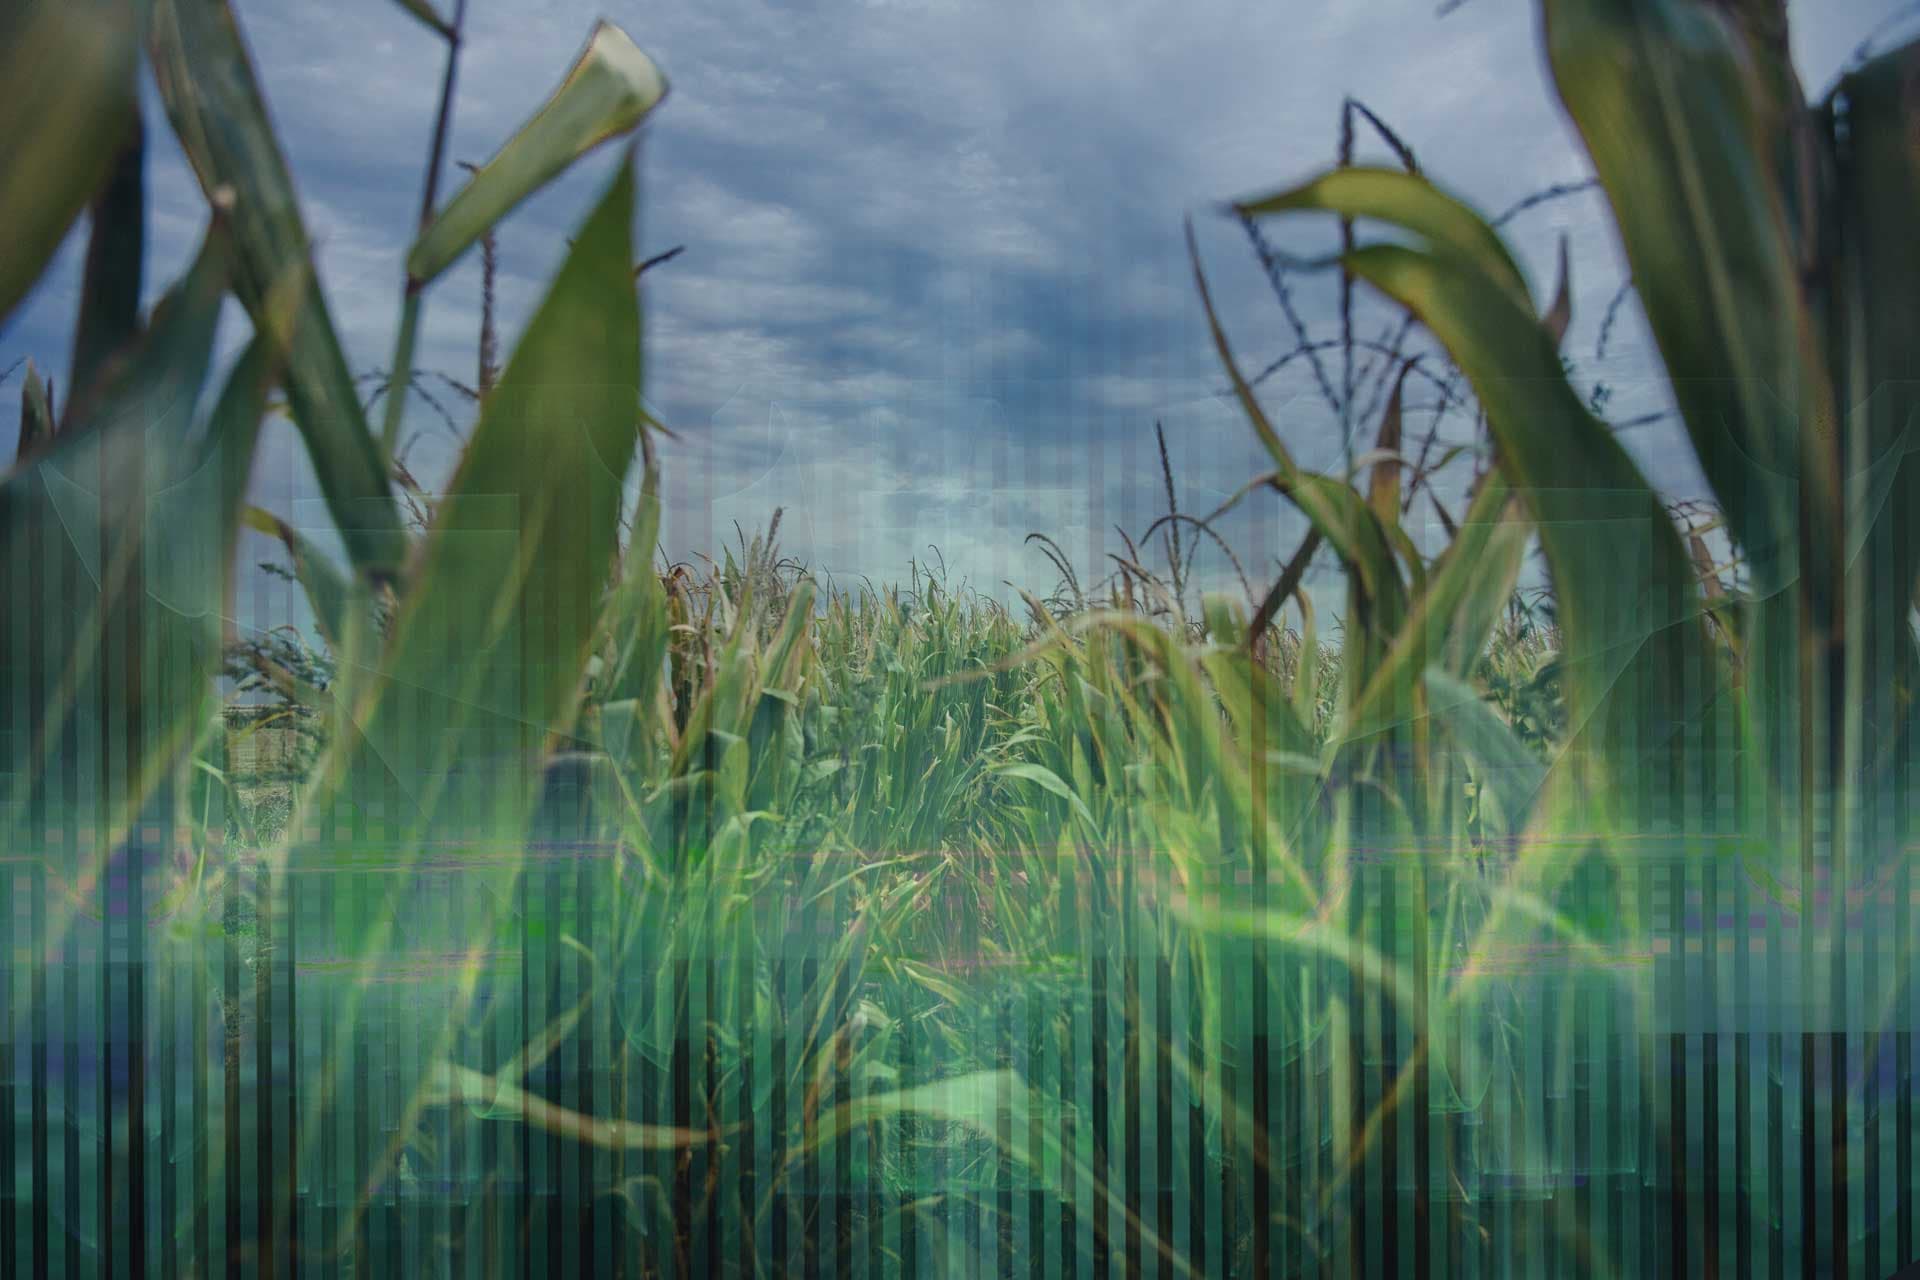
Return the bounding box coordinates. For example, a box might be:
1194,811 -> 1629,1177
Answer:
2,1 -> 670,1273
1186,0 -> 1920,1270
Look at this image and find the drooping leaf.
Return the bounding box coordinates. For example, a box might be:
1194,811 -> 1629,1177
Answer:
1543,0 -> 1835,644
996,762 -> 1098,833
1244,161 -> 1730,840
0,0 -> 139,327
1234,167 -> 1533,312
1345,236 -> 1730,837
812,1069 -> 1197,1278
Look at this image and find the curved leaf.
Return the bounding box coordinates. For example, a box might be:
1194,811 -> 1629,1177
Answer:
1344,237 -> 1730,837
67,107 -> 145,404
405,21 -> 668,286
1186,221 -> 1407,632
1235,167 -> 1533,312
1424,665 -> 1547,834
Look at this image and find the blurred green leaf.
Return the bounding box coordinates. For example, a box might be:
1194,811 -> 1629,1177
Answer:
1245,164 -> 1730,840
406,21 -> 667,286
1822,40 -> 1920,768
15,362 -> 54,463
0,218 -> 257,846
1353,236 -> 1730,833
330,153 -> 645,847
389,0 -> 452,39
67,109 -> 146,405
148,0 -> 407,576
1235,166 -> 1533,313
1424,666 -> 1546,833
1543,0 -> 1843,845
0,0 -> 139,328
1186,222 -> 1408,634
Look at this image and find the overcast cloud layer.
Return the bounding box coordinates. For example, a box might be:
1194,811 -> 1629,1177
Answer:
1,0 -> 1906,629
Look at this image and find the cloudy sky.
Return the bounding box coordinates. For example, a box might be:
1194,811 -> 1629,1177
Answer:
1,0 -> 1908,629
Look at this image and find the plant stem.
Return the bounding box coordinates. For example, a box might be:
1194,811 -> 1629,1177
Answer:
380,0 -> 468,458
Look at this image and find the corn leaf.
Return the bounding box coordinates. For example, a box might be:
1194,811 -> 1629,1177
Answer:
1340,469 -> 1528,745
406,21 -> 667,286
148,0 -> 407,576
1,220 -> 248,847
1234,167 -> 1533,313
389,0 -> 451,39
66,108 -> 145,405
1543,1 -> 1836,815
1544,0 -> 1833,568
1354,238 -> 1731,835
0,0 -> 139,327
1237,160 -> 1735,844
16,363 -> 55,463
1186,222 -> 1407,633
240,506 -> 355,651
1424,666 -> 1546,834
1822,41 -> 1920,772
328,153 -> 644,850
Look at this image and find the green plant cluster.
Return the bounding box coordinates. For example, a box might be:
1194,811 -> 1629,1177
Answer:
4,0 -> 1919,1275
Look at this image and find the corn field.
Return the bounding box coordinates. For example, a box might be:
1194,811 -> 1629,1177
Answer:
4,0 -> 1920,1276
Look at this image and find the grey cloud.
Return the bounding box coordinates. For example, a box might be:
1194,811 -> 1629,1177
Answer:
3,0 -> 1906,620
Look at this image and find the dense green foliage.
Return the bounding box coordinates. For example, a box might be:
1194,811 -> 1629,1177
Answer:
4,0 -> 1919,1275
